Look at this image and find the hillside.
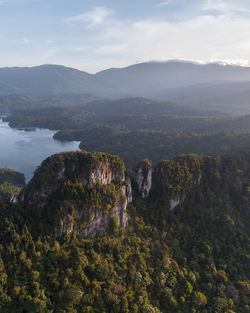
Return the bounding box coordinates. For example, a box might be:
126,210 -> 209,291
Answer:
96,60 -> 250,95
5,96 -> 250,168
20,151 -> 131,237
0,65 -> 113,97
1,61 -> 250,113
0,150 -> 249,312
149,81 -> 250,113
0,168 -> 25,201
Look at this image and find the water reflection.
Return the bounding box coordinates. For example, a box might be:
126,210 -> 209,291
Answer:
0,118 -> 80,181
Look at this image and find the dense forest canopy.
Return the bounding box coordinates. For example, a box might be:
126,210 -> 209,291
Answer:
0,61 -> 250,312
3,95 -> 250,168
0,168 -> 25,200
0,150 -> 249,313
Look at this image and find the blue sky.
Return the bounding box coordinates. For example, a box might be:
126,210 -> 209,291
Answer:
1,0 -> 250,72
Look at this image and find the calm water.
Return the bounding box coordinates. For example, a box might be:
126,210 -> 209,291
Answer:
0,117 -> 80,181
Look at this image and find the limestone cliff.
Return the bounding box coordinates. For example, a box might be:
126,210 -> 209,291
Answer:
20,151 -> 132,237
150,154 -> 202,210
135,159 -> 152,198
21,152 -> 238,237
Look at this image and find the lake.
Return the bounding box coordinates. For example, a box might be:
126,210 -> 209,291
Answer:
0,117 -> 80,181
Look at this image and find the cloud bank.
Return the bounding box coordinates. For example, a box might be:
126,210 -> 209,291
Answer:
67,6 -> 113,26
64,2 -> 250,72
1,1 -> 250,72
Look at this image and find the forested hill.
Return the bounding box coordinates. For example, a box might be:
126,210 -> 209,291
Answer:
0,168 -> 25,201
2,61 -> 250,112
6,96 -> 250,168
0,65 -> 116,97
0,150 -> 249,312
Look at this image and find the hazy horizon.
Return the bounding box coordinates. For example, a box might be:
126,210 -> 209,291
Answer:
1,59 -> 250,74
1,0 -> 250,72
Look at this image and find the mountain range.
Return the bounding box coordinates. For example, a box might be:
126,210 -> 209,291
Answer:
1,60 -> 250,112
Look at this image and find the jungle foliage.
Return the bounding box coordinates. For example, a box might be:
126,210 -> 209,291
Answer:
0,152 -> 249,313
0,168 -> 25,200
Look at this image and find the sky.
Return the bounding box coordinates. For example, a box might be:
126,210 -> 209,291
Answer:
1,0 -> 250,72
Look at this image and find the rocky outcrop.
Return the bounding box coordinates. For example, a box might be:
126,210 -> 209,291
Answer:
135,159 -> 152,198
20,151 -> 131,237
10,195 -> 18,203
170,197 -> 181,211
58,193 -> 130,238
19,152 -> 208,237
17,150 -> 250,241
126,178 -> 133,203
151,155 -> 202,211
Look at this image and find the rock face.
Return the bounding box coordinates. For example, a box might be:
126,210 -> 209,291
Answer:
135,159 -> 152,198
20,151 -> 207,237
151,154 -> 202,210
169,197 -> 181,211
20,151 -> 131,237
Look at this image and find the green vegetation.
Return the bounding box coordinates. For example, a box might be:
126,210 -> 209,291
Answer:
1,95 -> 250,312
0,168 -> 25,186
20,151 -> 127,237
0,151 -> 249,312
78,129 -> 250,168
4,97 -> 250,169
0,168 -> 25,200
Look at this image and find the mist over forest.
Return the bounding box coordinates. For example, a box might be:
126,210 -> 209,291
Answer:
2,60 -> 250,169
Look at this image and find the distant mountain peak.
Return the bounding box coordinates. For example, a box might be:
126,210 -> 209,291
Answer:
1,60 -> 250,98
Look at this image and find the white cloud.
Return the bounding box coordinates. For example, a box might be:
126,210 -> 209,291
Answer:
201,0 -> 250,15
67,6 -> 113,26
67,46 -> 89,52
95,43 -> 127,55
5,1 -> 250,73
155,0 -> 174,8
23,38 -> 32,43
74,11 -> 250,72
